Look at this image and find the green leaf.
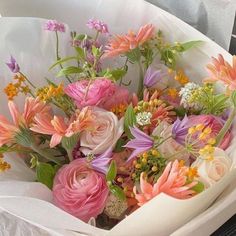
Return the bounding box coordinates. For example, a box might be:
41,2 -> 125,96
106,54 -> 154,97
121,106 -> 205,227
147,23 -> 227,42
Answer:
109,185 -> 126,200
56,66 -> 83,77
61,133 -> 79,150
92,45 -> 99,57
126,48 -> 142,62
49,56 -> 78,70
231,91 -> 236,108
36,162 -> 56,189
178,40 -> 203,52
124,104 -> 137,139
110,68 -> 127,81
30,154 -> 38,168
114,138 -> 126,153
191,181 -> 205,193
75,47 -> 85,59
106,160 -> 117,182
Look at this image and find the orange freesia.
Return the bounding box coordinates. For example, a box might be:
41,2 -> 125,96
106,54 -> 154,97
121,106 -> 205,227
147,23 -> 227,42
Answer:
31,107 -> 95,148
0,97 -> 50,147
133,160 -> 197,206
205,54 -> 236,90
104,24 -> 155,58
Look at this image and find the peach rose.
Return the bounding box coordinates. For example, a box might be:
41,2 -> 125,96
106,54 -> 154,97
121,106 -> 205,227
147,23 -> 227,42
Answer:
80,108 -> 124,155
52,158 -> 109,222
192,147 -> 232,187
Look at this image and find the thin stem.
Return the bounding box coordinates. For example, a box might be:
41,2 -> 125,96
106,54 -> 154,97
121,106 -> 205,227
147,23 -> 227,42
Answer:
137,59 -> 144,99
119,57 -> 129,86
84,79 -> 93,100
19,72 -> 36,89
155,135 -> 173,147
55,31 -> 72,83
94,31 -> 100,42
30,144 -> 61,165
215,107 -> 236,146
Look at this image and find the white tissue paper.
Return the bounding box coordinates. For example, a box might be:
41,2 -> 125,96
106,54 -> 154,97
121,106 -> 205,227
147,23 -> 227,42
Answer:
0,0 -> 236,236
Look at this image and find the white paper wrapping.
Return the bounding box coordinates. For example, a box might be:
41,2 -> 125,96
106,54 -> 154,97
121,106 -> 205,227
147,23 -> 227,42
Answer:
0,0 -> 235,235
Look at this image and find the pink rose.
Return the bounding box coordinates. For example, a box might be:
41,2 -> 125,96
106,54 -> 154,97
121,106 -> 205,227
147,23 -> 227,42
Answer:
64,78 -> 116,108
52,159 -> 109,222
102,85 -> 130,110
190,115 -> 232,150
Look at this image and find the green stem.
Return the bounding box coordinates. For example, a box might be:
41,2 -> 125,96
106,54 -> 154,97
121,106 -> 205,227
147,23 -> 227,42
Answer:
30,144 -> 61,165
137,59 -> 144,99
215,107 -> 236,146
155,135 -> 173,147
55,31 -> 72,83
19,72 -> 36,89
94,31 -> 100,42
119,57 -> 128,86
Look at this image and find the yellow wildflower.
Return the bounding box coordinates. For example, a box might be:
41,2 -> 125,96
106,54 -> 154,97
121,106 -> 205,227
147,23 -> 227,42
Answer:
4,83 -> 19,100
168,88 -> 178,99
21,85 -> 31,95
0,155 -> 11,172
175,69 -> 189,85
187,167 -> 199,179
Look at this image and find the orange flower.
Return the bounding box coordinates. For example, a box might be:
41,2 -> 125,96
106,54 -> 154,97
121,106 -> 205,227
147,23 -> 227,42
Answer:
104,24 -> 155,57
205,54 -> 236,90
0,97 -> 50,147
133,160 -> 198,206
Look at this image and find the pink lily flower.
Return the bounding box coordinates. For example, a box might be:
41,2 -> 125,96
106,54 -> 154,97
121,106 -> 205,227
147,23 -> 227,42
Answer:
134,160 -> 197,206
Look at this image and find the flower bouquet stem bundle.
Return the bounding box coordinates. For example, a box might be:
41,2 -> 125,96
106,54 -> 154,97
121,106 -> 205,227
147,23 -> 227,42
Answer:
1,17 -> 236,233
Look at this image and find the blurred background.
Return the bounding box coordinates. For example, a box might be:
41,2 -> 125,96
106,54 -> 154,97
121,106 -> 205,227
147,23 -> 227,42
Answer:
147,0 -> 236,55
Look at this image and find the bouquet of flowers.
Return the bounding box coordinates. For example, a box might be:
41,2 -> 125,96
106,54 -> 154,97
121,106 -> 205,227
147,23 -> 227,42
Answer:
1,17 -> 236,233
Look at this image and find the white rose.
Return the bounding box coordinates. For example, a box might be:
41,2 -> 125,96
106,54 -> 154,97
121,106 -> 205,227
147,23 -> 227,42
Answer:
192,147 -> 232,187
80,108 -> 124,155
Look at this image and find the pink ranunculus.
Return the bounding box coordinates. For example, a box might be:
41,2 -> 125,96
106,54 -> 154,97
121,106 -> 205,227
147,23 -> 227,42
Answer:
189,115 -> 232,150
102,85 -> 130,110
52,158 -> 109,222
64,78 -> 116,109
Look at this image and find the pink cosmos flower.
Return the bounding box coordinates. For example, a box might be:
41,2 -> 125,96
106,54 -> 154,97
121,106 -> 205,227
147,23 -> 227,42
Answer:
205,54 -> 236,90
64,78 -> 116,109
0,98 -> 50,147
52,158 -> 109,222
134,160 -> 197,206
102,85 -> 130,110
31,107 -> 94,148
103,24 -> 155,58
44,20 -> 65,32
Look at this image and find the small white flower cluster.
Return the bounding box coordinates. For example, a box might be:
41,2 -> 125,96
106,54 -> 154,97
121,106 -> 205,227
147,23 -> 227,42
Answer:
136,111 -> 152,126
179,82 -> 200,109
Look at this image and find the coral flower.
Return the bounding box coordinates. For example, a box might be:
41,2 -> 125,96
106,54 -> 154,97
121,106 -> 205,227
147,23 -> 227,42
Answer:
31,107 -> 94,148
0,98 -> 50,147
104,24 -> 155,57
134,160 -> 197,206
205,54 -> 236,91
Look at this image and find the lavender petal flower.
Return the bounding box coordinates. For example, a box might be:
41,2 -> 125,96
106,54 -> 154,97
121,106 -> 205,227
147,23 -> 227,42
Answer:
6,56 -> 20,73
172,115 -> 192,145
144,66 -> 168,88
124,127 -> 154,161
87,19 -> 109,34
91,147 -> 113,174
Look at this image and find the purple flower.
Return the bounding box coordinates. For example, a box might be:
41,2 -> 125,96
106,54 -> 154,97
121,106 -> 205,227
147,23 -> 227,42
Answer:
44,20 -> 65,32
87,19 -> 109,34
124,127 -> 154,162
6,56 -> 20,73
89,148 -> 113,174
172,115 -> 192,145
144,66 -> 168,88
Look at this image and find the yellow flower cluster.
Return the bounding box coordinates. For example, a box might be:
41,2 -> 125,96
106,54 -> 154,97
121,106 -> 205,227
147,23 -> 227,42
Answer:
187,167 -> 199,179
4,74 -> 30,100
36,83 -> 63,101
175,69 -> 189,85
0,154 -> 11,172
168,88 -> 178,99
110,103 -> 127,117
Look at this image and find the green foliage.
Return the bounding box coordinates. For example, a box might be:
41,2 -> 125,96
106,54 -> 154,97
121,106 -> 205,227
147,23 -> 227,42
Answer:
126,48 -> 142,63
114,138 -> 126,153
109,185 -> 126,200
124,105 -> 137,139
110,68 -> 128,81
191,181 -> 205,193
61,134 -> 79,151
56,66 -> 83,77
106,160 -> 117,182
49,56 -> 78,70
36,162 -> 57,189
190,84 -> 229,115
